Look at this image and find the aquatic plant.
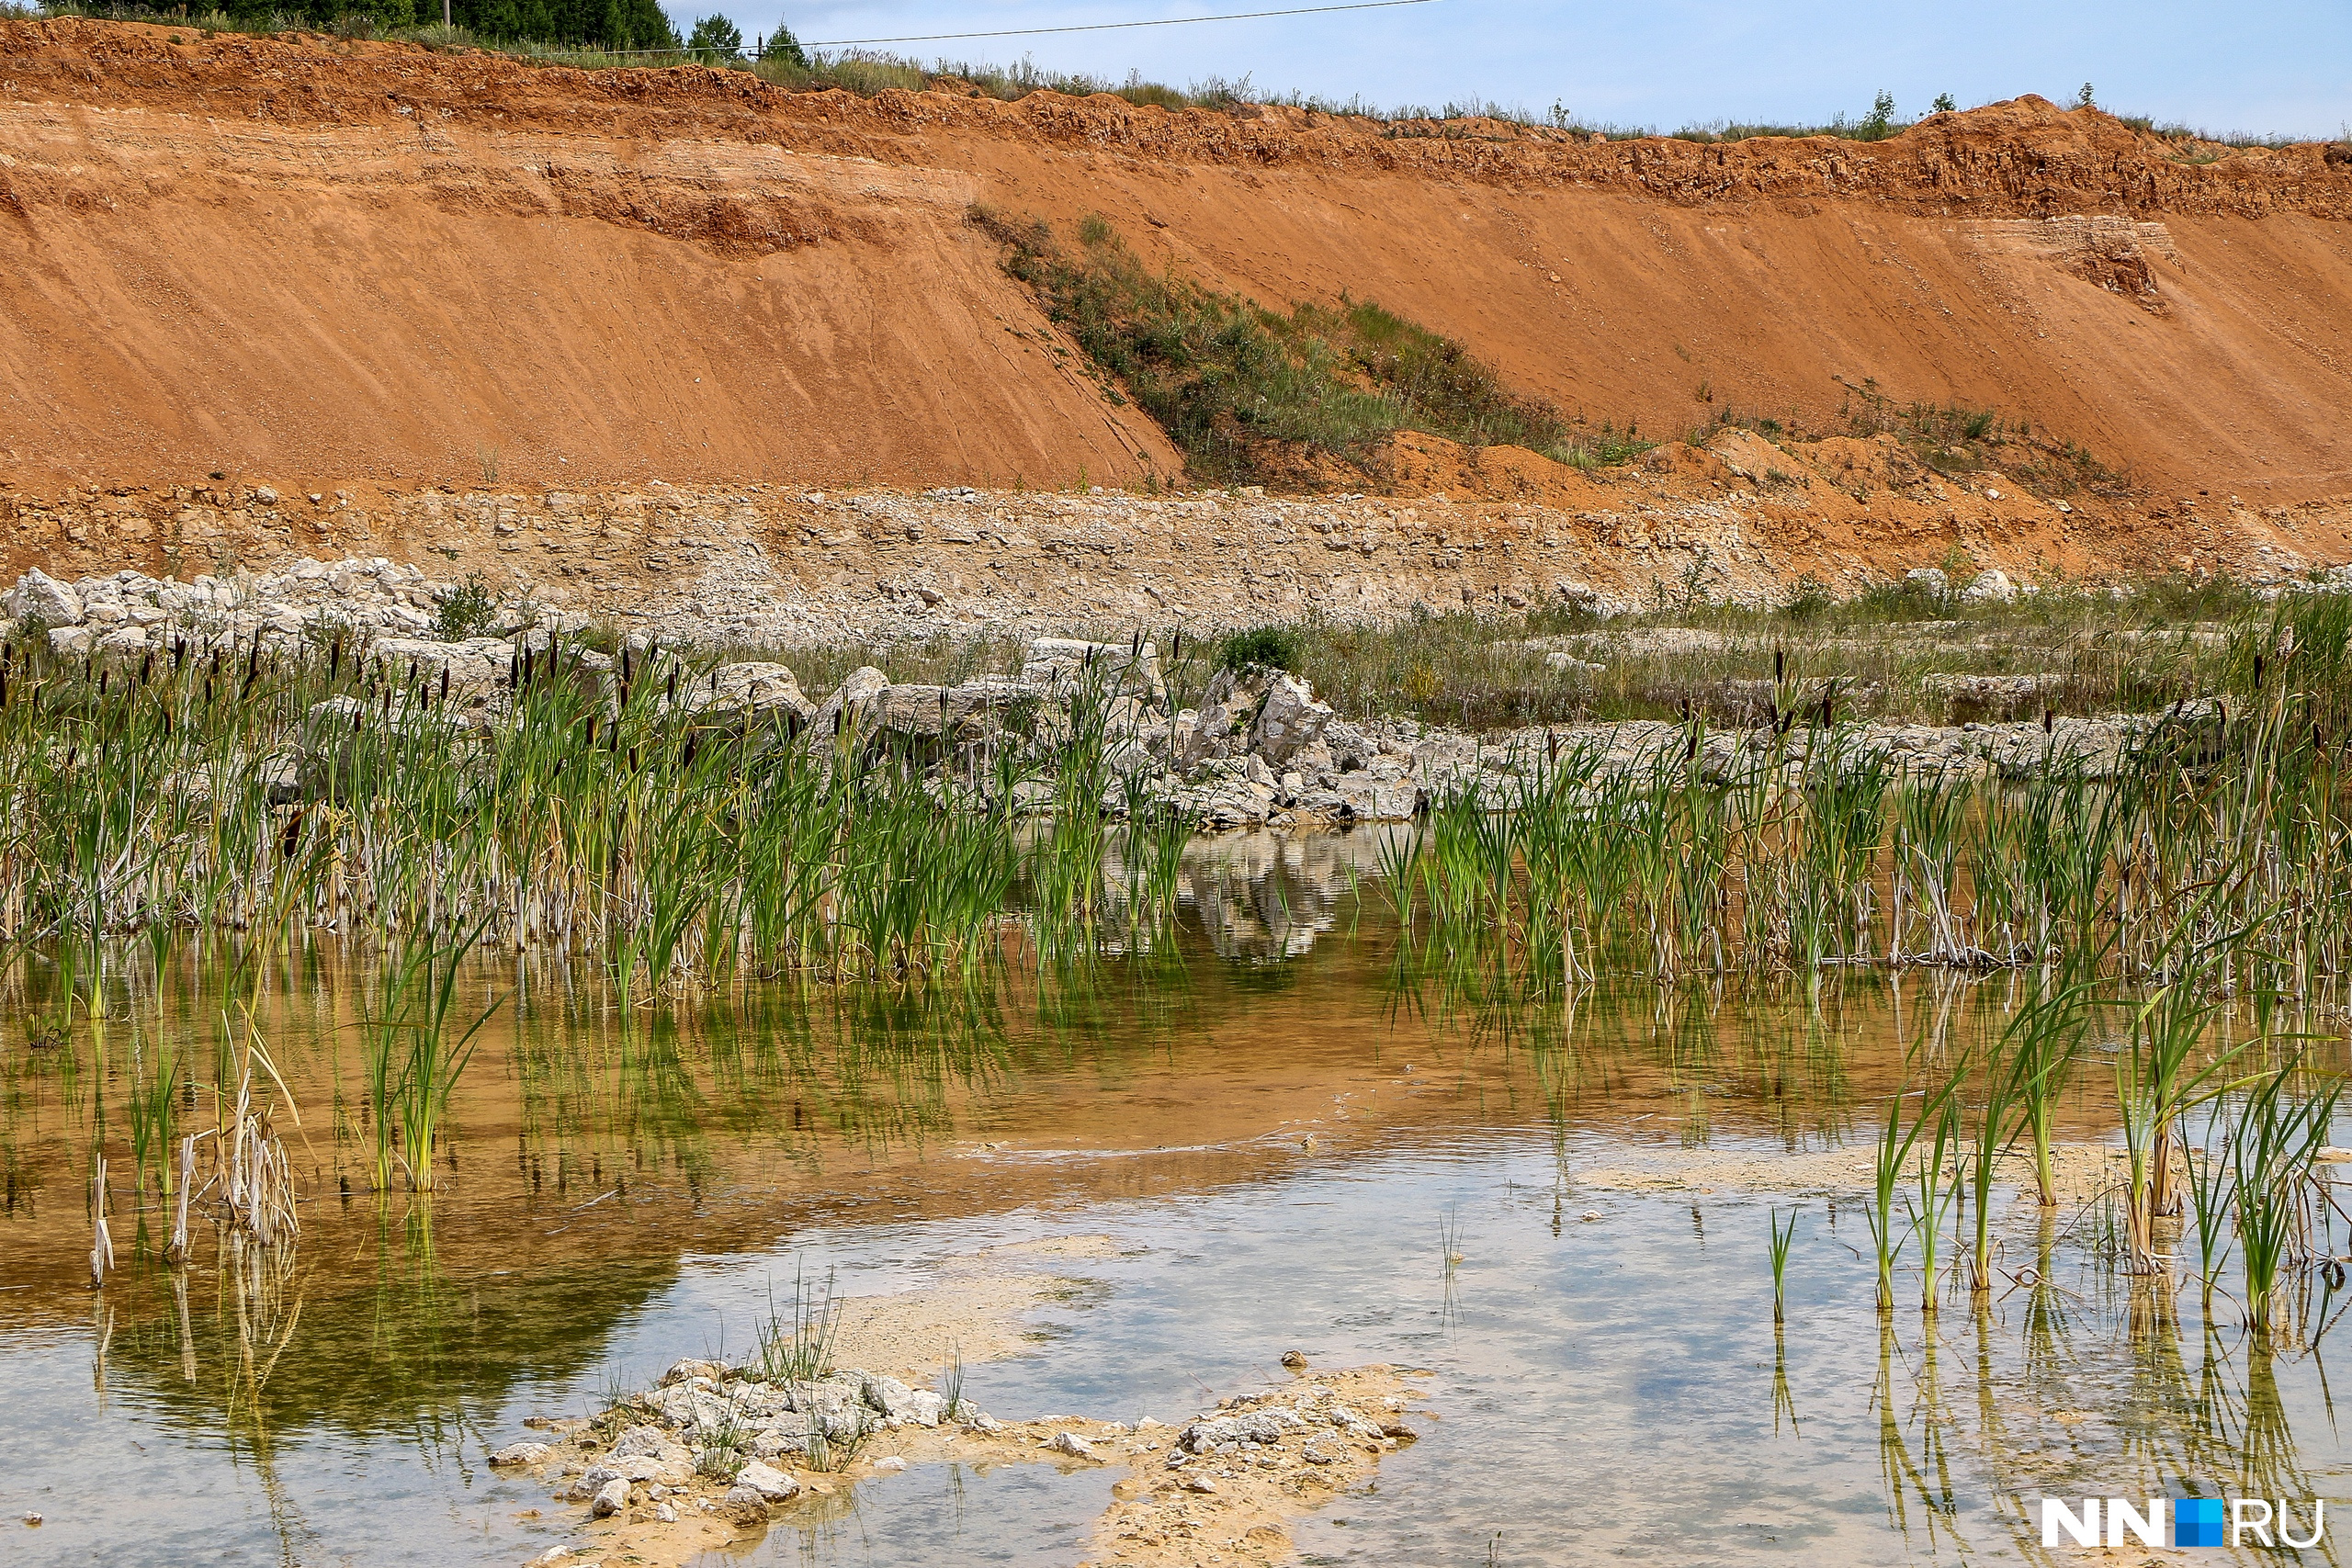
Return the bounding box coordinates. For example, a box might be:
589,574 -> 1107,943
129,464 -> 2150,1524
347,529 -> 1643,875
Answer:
1767,1205 -> 1799,1323
1905,1101 -> 1959,1314
2229,1066 -> 2341,1336
753,1266 -> 842,1384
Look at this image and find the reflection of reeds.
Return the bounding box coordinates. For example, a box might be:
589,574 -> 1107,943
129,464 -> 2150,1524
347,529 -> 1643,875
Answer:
1873,1322 -> 1960,1548
1770,1319 -> 1799,1435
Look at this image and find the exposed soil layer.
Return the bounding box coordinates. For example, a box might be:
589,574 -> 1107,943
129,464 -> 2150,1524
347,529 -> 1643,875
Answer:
6,18 -> 2352,506
7,429 -> 2347,635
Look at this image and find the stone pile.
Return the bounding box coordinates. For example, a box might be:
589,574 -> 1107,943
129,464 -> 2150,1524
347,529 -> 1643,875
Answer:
0,557 -> 2246,831
0,559 -> 489,657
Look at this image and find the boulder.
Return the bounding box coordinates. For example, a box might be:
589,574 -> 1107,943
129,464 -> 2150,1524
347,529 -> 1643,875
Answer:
6,569 -> 85,626
1020,637 -> 1166,706
732,1460 -> 799,1502
488,1440 -> 551,1467
1250,673 -> 1334,767
1904,567 -> 1950,596
611,1425 -> 693,1466
1338,777 -> 1421,820
690,662 -> 815,728
1046,1431 -> 1096,1459
1554,580 -> 1618,618
1961,569 -> 2019,604
1184,668 -> 1270,766
588,1477 -> 630,1518
371,637 -> 510,697
861,1373 -> 947,1427
808,666 -> 889,739
47,626 -> 94,657
721,1484 -> 772,1522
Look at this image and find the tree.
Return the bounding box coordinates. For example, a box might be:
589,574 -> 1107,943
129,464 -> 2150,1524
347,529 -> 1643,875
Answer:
1861,89 -> 1895,141
762,22 -> 808,68
2076,82 -> 2096,108
687,12 -> 743,61
1932,93 -> 1956,114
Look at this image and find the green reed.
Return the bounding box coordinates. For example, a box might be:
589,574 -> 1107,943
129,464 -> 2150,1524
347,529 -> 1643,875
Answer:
0,629 -> 1186,990
2230,1065 -> 2341,1336
1905,1100 -> 1958,1314
1767,1204 -> 1800,1323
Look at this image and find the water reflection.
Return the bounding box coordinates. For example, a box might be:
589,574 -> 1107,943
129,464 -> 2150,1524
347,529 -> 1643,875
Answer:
2,839 -> 2349,1564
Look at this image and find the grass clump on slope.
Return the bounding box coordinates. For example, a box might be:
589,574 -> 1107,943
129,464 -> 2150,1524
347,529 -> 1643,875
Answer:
971,208 -> 1647,488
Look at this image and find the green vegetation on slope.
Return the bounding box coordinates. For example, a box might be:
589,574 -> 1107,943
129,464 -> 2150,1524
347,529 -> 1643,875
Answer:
970,209 -> 1648,488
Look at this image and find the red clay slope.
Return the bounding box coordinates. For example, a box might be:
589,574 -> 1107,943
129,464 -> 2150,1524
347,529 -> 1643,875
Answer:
3,17 -> 2350,501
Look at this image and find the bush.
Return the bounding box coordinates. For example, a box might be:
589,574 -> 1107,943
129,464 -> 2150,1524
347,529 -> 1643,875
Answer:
1217,626 -> 1301,674
431,572 -> 498,642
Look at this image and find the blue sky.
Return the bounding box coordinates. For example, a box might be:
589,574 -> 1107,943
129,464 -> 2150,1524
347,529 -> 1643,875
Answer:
689,0 -> 2348,140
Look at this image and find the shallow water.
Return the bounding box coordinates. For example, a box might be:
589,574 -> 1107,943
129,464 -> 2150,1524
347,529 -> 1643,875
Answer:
4,832 -> 2348,1565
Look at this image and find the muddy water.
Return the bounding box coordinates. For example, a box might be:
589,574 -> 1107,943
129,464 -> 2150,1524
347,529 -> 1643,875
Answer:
2,831 -> 2347,1565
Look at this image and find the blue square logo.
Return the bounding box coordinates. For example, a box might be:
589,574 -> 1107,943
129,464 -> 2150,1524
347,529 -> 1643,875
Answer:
2176,1497 -> 2225,1548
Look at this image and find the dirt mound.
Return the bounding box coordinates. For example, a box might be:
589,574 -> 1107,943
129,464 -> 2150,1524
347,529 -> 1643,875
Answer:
4,18 -> 2352,520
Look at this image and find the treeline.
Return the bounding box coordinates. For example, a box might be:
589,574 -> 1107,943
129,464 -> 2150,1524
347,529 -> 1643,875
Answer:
203,0 -> 683,49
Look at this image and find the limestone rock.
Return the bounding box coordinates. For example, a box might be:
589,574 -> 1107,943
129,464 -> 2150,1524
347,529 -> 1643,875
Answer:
1020,637 -> 1165,707
690,662 -> 815,728
1250,672 -> 1334,767
611,1426 -> 694,1467
861,1373 -> 947,1427
589,1477 -> 629,1518
6,570 -> 85,626
372,637 -> 510,697
808,666 -> 889,739
1961,569 -> 2019,604
489,1440 -> 552,1467
733,1461 -> 799,1502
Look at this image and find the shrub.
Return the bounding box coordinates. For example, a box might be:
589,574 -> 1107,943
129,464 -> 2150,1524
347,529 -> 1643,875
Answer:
431,572 -> 498,642
1217,626 -> 1301,674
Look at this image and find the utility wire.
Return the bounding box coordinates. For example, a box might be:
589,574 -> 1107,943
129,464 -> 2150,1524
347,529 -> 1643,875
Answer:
795,0 -> 1443,49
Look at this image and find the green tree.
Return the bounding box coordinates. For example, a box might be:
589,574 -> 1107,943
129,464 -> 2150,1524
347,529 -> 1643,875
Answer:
2076,82 -> 2096,108
1932,92 -> 1956,114
1860,88 -> 1895,140
688,12 -> 743,60
762,21 -> 808,67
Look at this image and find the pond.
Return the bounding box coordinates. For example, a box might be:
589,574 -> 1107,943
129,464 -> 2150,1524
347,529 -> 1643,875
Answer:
3,830 -> 2347,1565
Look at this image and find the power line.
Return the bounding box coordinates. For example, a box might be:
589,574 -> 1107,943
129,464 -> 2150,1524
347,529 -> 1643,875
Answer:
793,0 -> 1443,50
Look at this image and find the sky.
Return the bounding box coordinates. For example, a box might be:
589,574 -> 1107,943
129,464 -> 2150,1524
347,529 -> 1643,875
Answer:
679,0 -> 2350,141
